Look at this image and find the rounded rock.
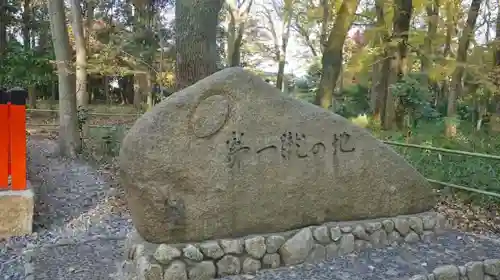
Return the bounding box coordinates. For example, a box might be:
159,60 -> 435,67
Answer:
433,265 -> 459,280
164,260 -> 188,280
266,235 -> 285,254
409,217 -> 424,234
338,233 -> 355,254
313,226 -> 331,244
394,218 -> 410,236
242,258 -> 262,274
483,259 -> 500,277
262,253 -> 280,269
382,219 -> 395,233
216,255 -> 241,276
245,236 -> 266,259
188,261 -> 216,280
465,261 -> 484,280
352,224 -> 369,240
154,244 -> 181,265
279,228 -> 315,265
200,241 -> 224,259
220,239 -> 244,254
330,226 -> 342,241
183,244 -> 204,261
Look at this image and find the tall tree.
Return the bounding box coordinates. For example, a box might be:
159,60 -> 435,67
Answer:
175,0 -> 224,89
69,0 -> 88,108
383,0 -> 413,130
23,0 -> 37,109
48,0 -> 81,157
421,0 -> 439,91
370,0 -> 390,123
446,0 -> 482,137
314,0 -> 360,109
274,0 -> 293,90
226,0 -> 253,66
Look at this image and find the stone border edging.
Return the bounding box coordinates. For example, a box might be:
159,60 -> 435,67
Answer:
410,259 -> 500,280
121,211 -> 450,280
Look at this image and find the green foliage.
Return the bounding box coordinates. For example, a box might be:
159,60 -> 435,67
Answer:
374,122 -> 500,204
390,74 -> 440,122
85,125 -> 130,159
0,42 -> 55,88
335,84 -> 370,118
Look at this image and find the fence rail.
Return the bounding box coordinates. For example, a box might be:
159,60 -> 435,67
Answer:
26,108 -> 141,117
24,112 -> 500,199
383,140 -> 500,198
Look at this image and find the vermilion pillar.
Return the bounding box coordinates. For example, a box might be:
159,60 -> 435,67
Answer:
9,88 -> 27,191
0,90 -> 8,188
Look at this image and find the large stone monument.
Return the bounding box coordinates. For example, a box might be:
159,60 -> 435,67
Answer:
119,67 -> 436,245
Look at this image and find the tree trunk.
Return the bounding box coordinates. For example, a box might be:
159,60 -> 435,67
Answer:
175,0 -> 223,90
48,0 -> 81,157
314,0 -> 360,109
371,0 -> 389,123
382,0 -> 413,130
446,0 -> 482,137
0,0 -> 7,56
23,0 -> 37,109
421,0 -> 439,90
226,0 -> 252,67
276,0 -> 293,91
70,0 -> 88,108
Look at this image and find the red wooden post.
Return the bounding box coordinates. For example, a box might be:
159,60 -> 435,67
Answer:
0,90 -> 8,188
9,88 -> 27,191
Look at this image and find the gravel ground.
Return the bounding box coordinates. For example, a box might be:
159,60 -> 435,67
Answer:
1,137 -> 500,280
0,137 -> 133,280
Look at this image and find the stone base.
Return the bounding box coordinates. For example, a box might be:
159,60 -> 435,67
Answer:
121,212 -> 451,280
0,182 -> 34,239
410,259 -> 500,280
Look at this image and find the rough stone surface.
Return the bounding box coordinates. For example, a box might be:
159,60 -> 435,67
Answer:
127,213 -> 447,280
365,222 -> 382,234
242,258 -> 261,274
279,228 -> 315,265
164,261 -> 188,280
217,255 -> 241,276
245,236 -> 266,259
382,219 -> 395,233
265,235 -> 285,254
183,244 -> 204,261
388,231 -> 403,244
262,253 -> 280,269
200,241 -> 224,259
423,215 -> 437,230
405,231 -> 421,243
394,218 -> 411,236
0,188 -> 34,239
146,263 -> 163,280
433,265 -> 459,280
313,226 -> 331,244
330,226 -> 342,242
220,239 -> 244,254
369,229 -> 388,247
305,244 -> 326,263
409,217 -> 424,234
154,244 -> 181,264
352,224 -> 369,240
465,261 -> 484,280
118,67 -> 436,243
338,233 -> 355,254
188,261 -> 216,280
483,259 -> 500,276
326,243 -> 339,259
